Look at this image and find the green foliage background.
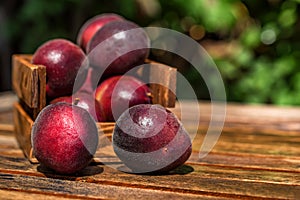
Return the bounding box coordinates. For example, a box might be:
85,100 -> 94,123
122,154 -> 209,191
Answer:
1,0 -> 300,105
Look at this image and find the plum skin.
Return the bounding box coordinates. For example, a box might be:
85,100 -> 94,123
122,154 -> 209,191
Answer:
31,103 -> 99,174
32,39 -> 87,99
112,104 -> 192,174
87,20 -> 150,78
76,13 -> 124,51
95,75 -> 152,122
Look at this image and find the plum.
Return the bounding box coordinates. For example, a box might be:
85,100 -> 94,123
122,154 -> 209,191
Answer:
112,104 -> 192,174
86,20 -> 150,78
50,68 -> 104,122
95,75 -> 152,122
76,13 -> 124,51
31,102 -> 99,174
32,38 -> 87,99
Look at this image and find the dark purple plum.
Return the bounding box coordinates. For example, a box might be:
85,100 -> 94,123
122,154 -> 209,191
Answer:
86,20 -> 150,78
112,104 -> 192,174
32,39 -> 87,99
76,13 -> 124,51
31,102 -> 99,174
95,75 -> 151,122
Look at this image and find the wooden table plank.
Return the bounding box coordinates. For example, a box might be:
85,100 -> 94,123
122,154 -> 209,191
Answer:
0,170 -> 231,200
175,100 -> 300,133
0,91 -> 18,113
0,189 -> 82,200
192,131 -> 300,157
0,92 -> 300,199
0,154 -> 299,200
191,153 -> 300,173
0,133 -> 299,199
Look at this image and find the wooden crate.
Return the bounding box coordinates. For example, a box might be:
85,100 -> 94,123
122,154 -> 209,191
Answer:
12,54 -> 177,163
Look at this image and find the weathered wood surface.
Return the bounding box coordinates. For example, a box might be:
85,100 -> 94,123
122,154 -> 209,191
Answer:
148,61 -> 177,107
13,102 -> 36,163
0,92 -> 300,199
11,54 -> 46,119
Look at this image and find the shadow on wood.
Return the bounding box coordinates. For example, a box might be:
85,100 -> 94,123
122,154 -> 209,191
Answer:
37,164 -> 104,179
115,164 -> 194,176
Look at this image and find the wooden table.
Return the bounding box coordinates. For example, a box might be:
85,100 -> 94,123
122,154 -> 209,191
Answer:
0,91 -> 299,199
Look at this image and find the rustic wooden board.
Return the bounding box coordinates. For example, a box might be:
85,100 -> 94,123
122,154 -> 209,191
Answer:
148,61 -> 177,107
12,102 -> 37,163
0,190 -> 84,200
0,144 -> 299,199
0,137 -> 299,200
12,55 -> 46,119
0,91 -> 18,113
192,129 -> 300,157
0,171 -> 228,200
1,93 -> 300,199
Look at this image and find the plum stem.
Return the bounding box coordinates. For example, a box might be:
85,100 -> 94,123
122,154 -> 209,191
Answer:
74,98 -> 80,105
146,92 -> 153,98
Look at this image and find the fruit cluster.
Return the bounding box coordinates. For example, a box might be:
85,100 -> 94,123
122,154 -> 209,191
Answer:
30,13 -> 192,175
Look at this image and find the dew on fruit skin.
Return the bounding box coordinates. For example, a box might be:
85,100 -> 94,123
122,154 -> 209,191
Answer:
119,90 -> 132,100
138,116 -> 153,128
47,50 -> 63,64
113,31 -> 126,40
78,101 -> 89,110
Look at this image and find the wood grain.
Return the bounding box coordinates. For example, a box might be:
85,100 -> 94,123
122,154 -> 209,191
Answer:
1,92 -> 300,199
0,171 -> 229,200
0,91 -> 18,112
12,103 -> 37,163
148,61 -> 177,107
11,55 -> 46,119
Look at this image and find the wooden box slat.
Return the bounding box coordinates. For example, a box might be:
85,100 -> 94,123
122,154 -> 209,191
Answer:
12,54 -> 46,119
13,102 -> 37,163
149,61 -> 177,107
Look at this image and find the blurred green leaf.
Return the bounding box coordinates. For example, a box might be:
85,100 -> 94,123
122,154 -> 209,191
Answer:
216,59 -> 239,79
240,25 -> 261,48
291,73 -> 300,91
197,0 -> 238,32
232,46 -> 254,67
278,8 -> 297,27
272,56 -> 296,78
276,41 -> 292,55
